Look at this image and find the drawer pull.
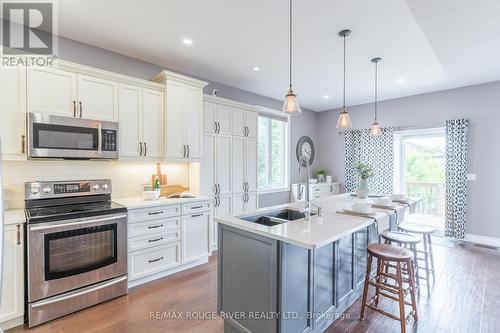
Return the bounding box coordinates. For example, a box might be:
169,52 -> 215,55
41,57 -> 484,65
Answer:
148,237 -> 164,243
190,206 -> 203,210
148,211 -> 164,215
191,213 -> 204,218
148,224 -> 163,229
148,257 -> 164,263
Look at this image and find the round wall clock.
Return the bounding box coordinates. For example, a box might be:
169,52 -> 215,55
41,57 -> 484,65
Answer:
296,136 -> 315,167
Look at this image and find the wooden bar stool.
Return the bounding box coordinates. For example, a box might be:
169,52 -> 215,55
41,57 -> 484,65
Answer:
398,223 -> 436,294
381,231 -> 421,296
360,244 -> 418,333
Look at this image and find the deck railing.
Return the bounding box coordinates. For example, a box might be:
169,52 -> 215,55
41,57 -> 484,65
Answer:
405,181 -> 445,217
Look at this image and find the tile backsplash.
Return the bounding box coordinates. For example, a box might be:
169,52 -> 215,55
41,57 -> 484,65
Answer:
2,160 -> 190,209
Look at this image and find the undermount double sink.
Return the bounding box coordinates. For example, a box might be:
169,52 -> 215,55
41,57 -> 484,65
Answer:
240,209 -> 317,226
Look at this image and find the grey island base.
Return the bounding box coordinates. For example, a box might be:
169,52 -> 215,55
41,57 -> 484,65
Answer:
216,195 -> 406,333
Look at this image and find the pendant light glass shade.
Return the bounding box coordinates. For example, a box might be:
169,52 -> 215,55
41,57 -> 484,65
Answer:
282,88 -> 302,114
336,109 -> 352,128
336,29 -> 352,129
370,121 -> 381,136
282,0 -> 301,115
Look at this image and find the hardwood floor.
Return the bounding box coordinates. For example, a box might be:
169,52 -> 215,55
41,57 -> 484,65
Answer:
8,242 -> 500,333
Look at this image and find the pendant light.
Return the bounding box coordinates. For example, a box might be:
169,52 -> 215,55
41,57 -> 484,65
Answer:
282,0 -> 302,115
370,57 -> 382,136
336,29 -> 352,128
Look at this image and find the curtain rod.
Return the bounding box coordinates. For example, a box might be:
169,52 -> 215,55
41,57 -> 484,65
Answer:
337,122 -> 445,135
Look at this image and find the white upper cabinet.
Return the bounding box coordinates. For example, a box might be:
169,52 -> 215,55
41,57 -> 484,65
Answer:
0,68 -> 26,160
118,84 -> 164,159
165,80 -> 186,158
27,67 -> 118,121
153,71 -> 208,160
232,108 -> 258,138
184,86 -> 203,159
245,111 -> 258,138
217,134 -> 232,195
77,75 -> 118,121
118,84 -> 142,157
27,67 -> 77,117
204,102 -> 232,135
142,88 -> 164,158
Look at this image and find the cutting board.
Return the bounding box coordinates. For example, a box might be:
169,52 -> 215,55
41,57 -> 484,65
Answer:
160,185 -> 189,197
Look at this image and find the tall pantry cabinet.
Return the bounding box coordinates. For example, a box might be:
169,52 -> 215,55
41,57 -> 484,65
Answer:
201,96 -> 259,249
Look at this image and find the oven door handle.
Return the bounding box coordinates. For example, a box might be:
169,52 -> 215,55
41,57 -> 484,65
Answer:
29,214 -> 127,231
30,276 -> 128,308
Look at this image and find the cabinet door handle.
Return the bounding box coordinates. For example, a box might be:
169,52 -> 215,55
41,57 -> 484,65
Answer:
79,101 -> 83,118
217,122 -> 221,133
148,211 -> 164,215
148,257 -> 164,263
139,142 -> 143,156
183,145 -> 186,157
148,237 -> 164,243
16,224 -> 21,245
73,100 -> 77,117
148,224 -> 163,229
191,206 -> 203,210
191,213 -> 204,218
187,145 -> 190,158
21,135 -> 26,154
144,142 -> 147,156
217,184 -> 221,195
215,196 -> 219,208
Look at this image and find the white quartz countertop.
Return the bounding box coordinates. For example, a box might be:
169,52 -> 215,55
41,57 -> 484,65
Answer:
216,194 -> 408,250
4,209 -> 26,225
113,196 -> 212,209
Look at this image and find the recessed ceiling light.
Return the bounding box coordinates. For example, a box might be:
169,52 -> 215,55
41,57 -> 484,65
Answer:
323,95 -> 330,99
397,78 -> 406,83
183,38 -> 193,45
253,67 -> 260,71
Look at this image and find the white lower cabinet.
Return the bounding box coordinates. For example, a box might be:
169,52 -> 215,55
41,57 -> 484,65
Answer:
0,224 -> 24,330
182,212 -> 210,263
127,200 -> 212,287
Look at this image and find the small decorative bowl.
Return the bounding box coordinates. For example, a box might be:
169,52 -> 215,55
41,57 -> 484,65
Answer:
143,191 -> 160,201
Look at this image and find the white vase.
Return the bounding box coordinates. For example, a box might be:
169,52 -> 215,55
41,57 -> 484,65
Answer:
356,178 -> 369,199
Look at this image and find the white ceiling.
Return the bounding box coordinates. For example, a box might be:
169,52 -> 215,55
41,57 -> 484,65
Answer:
57,0 -> 500,111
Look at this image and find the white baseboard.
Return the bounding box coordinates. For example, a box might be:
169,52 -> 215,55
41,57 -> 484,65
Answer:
463,233 -> 500,248
0,316 -> 24,330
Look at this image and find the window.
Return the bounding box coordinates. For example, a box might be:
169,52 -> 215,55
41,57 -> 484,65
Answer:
258,115 -> 288,190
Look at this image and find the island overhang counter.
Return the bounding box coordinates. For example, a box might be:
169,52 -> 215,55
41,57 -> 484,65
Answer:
216,194 -> 407,333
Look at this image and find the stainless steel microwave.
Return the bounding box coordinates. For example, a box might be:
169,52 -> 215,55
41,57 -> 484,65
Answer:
28,113 -> 119,160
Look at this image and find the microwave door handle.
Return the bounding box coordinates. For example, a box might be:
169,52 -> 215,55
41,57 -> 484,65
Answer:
97,123 -> 103,155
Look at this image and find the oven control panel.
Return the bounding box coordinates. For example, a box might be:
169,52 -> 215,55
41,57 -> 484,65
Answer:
25,180 -> 112,200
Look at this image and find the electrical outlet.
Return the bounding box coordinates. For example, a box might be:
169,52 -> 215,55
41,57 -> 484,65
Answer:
467,173 -> 476,181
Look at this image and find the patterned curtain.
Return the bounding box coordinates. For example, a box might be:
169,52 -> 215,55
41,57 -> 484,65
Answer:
344,127 -> 394,195
445,119 -> 469,239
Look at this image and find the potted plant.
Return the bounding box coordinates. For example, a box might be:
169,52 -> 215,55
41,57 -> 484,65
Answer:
315,168 -> 329,183
353,162 -> 374,198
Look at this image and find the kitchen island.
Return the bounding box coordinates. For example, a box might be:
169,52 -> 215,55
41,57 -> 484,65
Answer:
216,194 -> 407,333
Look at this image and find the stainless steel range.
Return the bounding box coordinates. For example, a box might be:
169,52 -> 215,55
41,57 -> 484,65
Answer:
25,179 -> 127,327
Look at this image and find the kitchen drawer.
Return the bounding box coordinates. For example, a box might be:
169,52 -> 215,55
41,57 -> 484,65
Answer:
128,242 -> 181,281
182,201 -> 211,215
128,205 -> 181,223
128,229 -> 181,252
128,217 -> 180,237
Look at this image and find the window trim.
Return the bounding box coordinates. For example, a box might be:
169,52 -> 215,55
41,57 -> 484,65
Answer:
257,114 -> 290,192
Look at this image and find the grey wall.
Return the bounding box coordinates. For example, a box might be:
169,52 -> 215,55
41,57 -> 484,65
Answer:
317,81 -> 500,238
54,36 -> 318,208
